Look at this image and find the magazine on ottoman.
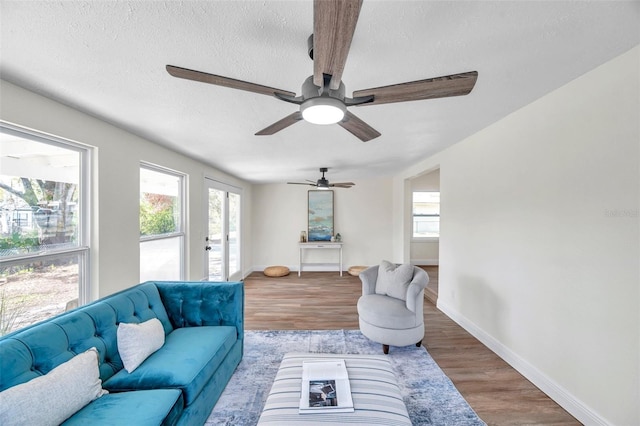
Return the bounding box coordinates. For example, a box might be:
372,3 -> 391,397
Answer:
299,359 -> 354,414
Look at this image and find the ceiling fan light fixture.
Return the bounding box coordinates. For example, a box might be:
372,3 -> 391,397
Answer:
301,97 -> 346,125
316,177 -> 330,189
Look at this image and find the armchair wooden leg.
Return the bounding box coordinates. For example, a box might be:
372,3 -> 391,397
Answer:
416,340 -> 422,347
382,344 -> 389,354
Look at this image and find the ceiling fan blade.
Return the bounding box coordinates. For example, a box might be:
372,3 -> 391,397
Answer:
287,182 -> 315,186
338,110 -> 381,142
166,65 -> 296,98
330,182 -> 355,188
352,71 -> 478,106
313,0 -> 363,90
255,112 -> 303,136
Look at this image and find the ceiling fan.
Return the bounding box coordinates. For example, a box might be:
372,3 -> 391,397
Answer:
288,168 -> 354,189
166,0 -> 478,142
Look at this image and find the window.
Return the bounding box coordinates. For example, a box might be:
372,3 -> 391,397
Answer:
412,192 -> 440,239
139,164 -> 185,281
0,123 -> 90,335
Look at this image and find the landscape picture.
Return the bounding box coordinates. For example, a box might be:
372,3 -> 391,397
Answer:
308,190 -> 333,241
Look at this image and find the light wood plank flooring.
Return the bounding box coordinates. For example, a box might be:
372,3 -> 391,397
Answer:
243,269 -> 581,425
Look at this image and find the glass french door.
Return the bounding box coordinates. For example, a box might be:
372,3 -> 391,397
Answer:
205,179 -> 241,281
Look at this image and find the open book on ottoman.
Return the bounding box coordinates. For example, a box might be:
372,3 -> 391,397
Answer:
299,359 -> 354,413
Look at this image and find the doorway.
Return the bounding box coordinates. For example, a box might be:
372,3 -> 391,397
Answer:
205,178 -> 241,281
409,168 -> 440,299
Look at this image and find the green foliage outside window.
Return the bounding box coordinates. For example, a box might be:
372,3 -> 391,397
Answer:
140,193 -> 177,236
0,230 -> 40,250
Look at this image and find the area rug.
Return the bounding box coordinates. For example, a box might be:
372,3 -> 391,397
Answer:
206,329 -> 486,426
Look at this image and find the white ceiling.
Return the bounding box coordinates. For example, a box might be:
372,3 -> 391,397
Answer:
1,1 -> 638,184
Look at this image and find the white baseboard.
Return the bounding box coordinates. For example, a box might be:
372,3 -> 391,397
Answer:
436,299 -> 609,426
410,258 -> 439,265
252,265 -> 296,273
252,264 -> 343,273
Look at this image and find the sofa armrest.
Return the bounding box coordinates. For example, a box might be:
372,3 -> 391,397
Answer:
406,267 -> 429,313
154,281 -> 244,339
359,266 -> 379,295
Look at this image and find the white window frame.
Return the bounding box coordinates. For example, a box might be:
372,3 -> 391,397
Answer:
412,191 -> 440,242
0,121 -> 92,304
139,162 -> 186,281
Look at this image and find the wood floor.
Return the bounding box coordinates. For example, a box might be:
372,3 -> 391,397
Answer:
243,269 -> 581,426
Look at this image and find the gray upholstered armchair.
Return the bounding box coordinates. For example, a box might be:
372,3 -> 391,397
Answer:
357,261 -> 429,354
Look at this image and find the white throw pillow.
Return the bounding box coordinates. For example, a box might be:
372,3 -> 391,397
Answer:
0,347 -> 107,426
375,260 -> 414,301
117,317 -> 165,373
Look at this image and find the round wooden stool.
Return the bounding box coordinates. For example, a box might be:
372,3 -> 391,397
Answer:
348,265 -> 368,276
263,266 -> 290,277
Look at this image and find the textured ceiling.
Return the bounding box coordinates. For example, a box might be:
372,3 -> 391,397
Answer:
1,1 -> 638,184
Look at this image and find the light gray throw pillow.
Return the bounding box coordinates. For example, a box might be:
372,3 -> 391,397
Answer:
0,347 -> 107,426
117,317 -> 165,373
375,260 -> 414,301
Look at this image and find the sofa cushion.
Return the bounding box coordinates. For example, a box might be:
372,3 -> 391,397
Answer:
155,281 -> 244,329
0,347 -> 107,426
104,325 -> 237,406
375,260 -> 414,301
103,282 -> 174,334
62,389 -> 183,426
117,318 -> 165,373
357,294 -> 421,329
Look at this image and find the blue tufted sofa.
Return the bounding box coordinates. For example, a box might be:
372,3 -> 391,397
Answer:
0,280 -> 244,425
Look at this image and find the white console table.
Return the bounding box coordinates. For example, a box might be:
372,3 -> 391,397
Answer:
298,242 -> 343,276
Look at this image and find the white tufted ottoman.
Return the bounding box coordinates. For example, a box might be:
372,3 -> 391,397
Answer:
257,352 -> 411,425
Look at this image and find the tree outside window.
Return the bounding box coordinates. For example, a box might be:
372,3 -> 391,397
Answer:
139,165 -> 185,282
140,192 -> 177,236
0,128 -> 89,335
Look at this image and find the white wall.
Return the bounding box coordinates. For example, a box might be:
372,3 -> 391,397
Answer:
0,80 -> 254,298
251,178 -> 394,271
410,168 -> 440,265
395,46 -> 639,425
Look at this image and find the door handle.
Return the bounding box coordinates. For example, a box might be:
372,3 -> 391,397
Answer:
205,246 -> 211,251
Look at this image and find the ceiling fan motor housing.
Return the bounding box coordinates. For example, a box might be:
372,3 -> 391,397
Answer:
316,177 -> 330,188
316,167 -> 330,189
301,75 -> 345,100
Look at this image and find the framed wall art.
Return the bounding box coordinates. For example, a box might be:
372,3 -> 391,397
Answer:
308,190 -> 334,241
